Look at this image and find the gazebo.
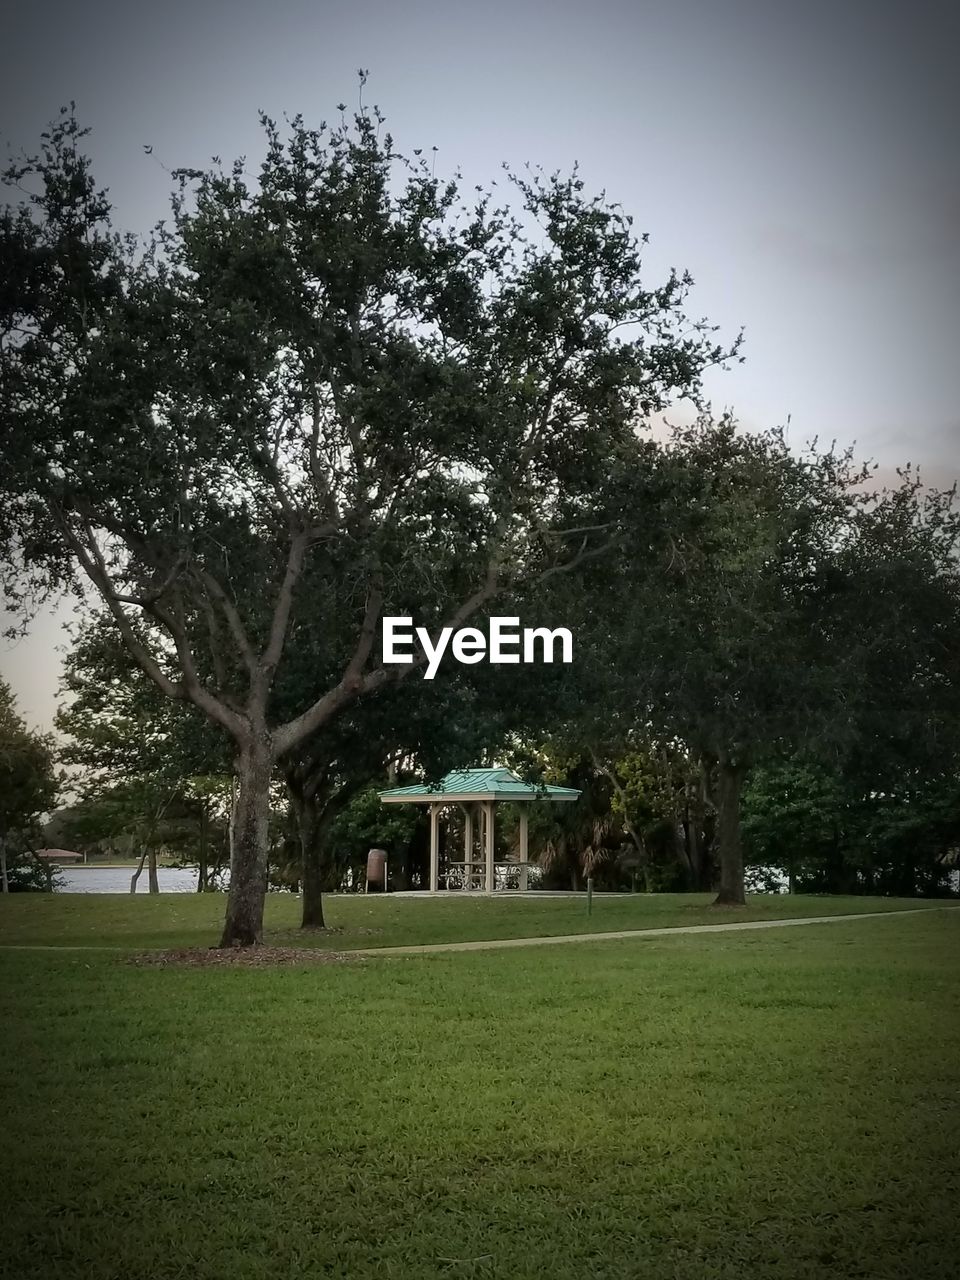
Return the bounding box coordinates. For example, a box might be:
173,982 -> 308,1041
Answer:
378,767 -> 580,893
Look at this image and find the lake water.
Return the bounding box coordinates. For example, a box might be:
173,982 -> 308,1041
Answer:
58,866 -> 205,894
51,865 -> 960,895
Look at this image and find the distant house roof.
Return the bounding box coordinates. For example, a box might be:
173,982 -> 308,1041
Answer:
379,767 -> 580,805
35,848 -> 83,862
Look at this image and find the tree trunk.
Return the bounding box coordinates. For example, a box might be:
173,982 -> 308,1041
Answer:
219,743 -> 273,947
228,774 -> 238,865
825,824 -> 851,894
130,790 -> 177,895
698,758 -> 718,891
295,783 -> 358,929
301,859 -> 325,927
405,821 -> 429,890
36,853 -> 54,892
0,837 -> 8,894
680,756 -> 717,892
299,798 -> 326,930
714,759 -> 747,906
674,818 -> 693,887
196,802 -> 208,892
130,845 -> 149,893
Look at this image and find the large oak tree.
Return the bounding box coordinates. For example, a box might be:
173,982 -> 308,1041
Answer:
1,100 -> 735,943
549,417 -> 960,904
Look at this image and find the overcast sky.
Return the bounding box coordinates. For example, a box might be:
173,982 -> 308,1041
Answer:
1,0 -> 958,731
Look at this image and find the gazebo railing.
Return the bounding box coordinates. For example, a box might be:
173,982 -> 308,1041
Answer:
445,860 -> 533,891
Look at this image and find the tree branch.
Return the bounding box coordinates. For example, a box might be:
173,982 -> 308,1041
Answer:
260,531 -> 308,677
193,568 -> 259,681
59,509 -> 246,740
59,514 -> 189,707
143,589 -> 247,738
537,533 -> 618,583
272,580 -> 383,757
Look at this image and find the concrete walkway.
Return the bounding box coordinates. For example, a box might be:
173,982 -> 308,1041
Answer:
353,905 -> 958,957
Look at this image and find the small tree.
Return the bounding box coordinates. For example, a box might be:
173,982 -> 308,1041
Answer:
0,678 -> 58,891
743,754 -> 960,898
56,613 -> 233,891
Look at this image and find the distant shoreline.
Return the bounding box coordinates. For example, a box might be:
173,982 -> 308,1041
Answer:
57,862 -> 194,871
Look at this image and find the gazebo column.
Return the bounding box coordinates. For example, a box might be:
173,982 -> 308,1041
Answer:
483,800 -> 495,893
429,802 -> 440,893
518,807 -> 529,892
463,805 -> 474,892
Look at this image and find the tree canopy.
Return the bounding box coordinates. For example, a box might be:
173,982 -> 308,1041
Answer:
536,415 -> 960,903
2,101 -> 736,941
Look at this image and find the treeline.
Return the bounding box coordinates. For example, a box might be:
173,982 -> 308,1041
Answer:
41,412 -> 960,907
27,727 -> 960,902
2,103 -> 958,937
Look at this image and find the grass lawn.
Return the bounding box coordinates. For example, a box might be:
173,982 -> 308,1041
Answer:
1,899 -> 958,1278
0,889 -> 944,952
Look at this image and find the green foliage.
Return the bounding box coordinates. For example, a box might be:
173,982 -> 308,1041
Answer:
502,742 -> 625,888
607,744 -> 713,890
0,104 -> 730,734
6,106 -> 958,925
0,678 -> 57,833
572,415 -> 958,771
596,418 -> 867,763
55,613 -> 228,782
0,849 -> 62,894
52,777 -> 224,863
743,757 -> 960,897
0,677 -> 59,890
1,100 -> 735,942
742,759 -> 845,885
53,618 -> 234,887
545,414 -> 960,902
327,785 -> 419,879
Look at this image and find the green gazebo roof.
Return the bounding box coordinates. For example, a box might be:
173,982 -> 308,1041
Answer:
379,767 -> 580,804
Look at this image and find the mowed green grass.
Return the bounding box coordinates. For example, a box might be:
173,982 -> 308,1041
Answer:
0,889 -> 943,951
2,906 -> 959,1279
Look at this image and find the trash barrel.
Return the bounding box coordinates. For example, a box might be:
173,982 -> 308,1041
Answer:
366,848 -> 387,893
